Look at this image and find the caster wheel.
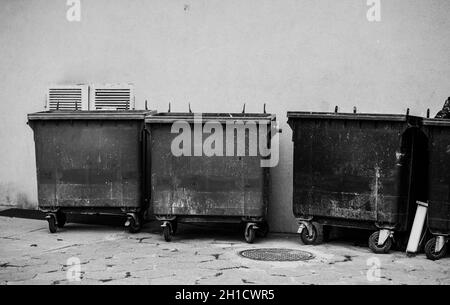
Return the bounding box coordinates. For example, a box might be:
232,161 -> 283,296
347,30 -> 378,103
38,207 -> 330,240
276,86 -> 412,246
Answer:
171,221 -> 178,235
257,221 -> 269,238
300,222 -> 323,245
368,231 -> 392,254
244,226 -> 256,243
47,215 -> 57,234
127,217 -> 141,234
425,237 -> 447,261
56,212 -> 66,228
163,225 -> 172,242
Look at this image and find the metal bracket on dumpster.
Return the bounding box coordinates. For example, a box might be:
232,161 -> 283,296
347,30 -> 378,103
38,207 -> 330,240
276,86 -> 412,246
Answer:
378,229 -> 393,246
161,220 -> 177,235
155,215 -> 176,222
242,216 -> 264,223
435,236 -> 446,253
45,213 -> 57,220
297,219 -> 313,236
124,213 -> 140,227
161,221 -> 171,228
45,212 -> 59,226
41,208 -> 59,214
121,207 -> 139,213
245,222 -> 259,235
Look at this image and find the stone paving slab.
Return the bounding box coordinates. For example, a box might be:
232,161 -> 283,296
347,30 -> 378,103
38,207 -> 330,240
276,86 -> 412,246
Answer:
0,216 -> 448,285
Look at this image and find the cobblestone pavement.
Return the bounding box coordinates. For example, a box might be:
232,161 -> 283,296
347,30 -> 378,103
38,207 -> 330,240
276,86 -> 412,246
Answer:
0,216 -> 448,285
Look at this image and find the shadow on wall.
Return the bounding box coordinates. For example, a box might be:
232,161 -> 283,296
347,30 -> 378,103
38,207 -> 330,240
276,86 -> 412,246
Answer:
0,182 -> 37,210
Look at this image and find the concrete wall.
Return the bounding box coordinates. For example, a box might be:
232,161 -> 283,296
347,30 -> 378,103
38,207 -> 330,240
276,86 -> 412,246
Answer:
1,0 -> 449,232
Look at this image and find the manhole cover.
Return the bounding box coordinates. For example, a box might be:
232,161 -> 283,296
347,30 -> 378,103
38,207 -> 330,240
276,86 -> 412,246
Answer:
239,248 -> 314,262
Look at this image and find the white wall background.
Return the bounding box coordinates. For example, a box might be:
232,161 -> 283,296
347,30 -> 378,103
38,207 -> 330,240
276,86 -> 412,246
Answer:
0,0 -> 449,232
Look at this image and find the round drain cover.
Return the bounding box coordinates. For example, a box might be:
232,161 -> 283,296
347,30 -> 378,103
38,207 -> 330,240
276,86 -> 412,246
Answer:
239,248 -> 314,262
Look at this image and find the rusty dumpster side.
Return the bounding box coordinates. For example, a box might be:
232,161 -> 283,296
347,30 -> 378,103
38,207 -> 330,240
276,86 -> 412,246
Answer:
287,112 -> 423,232
145,113 -> 273,219
422,119 -> 450,236
28,110 -> 153,233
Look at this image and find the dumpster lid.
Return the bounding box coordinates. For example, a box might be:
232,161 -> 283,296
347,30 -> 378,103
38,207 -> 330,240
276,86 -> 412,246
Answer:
28,110 -> 156,121
422,118 -> 450,126
145,112 -> 276,123
287,111 -> 416,122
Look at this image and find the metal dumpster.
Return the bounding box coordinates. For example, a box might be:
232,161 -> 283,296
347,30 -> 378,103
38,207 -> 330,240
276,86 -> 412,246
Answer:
287,111 -> 426,253
422,118 -> 450,260
28,110 -> 154,233
145,112 -> 276,243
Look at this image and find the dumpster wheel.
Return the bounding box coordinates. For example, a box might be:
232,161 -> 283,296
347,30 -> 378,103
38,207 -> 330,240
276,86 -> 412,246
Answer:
425,237 -> 447,261
244,226 -> 256,244
47,214 -> 57,234
127,217 -> 141,234
300,222 -> 323,245
368,231 -> 392,253
163,225 -> 172,242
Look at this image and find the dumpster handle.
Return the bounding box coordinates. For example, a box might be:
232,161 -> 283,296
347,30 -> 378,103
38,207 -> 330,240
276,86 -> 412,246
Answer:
242,103 -> 246,114
168,102 -> 171,112
263,103 -> 266,114
426,108 -> 430,118
334,106 -> 338,113
353,106 -> 357,114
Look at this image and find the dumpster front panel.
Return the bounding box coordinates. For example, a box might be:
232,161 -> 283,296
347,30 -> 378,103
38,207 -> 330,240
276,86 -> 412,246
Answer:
147,115 -> 270,218
423,122 -> 450,234
32,120 -> 143,209
289,114 -> 414,228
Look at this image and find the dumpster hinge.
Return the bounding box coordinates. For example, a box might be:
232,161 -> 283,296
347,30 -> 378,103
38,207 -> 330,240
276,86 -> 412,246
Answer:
378,229 -> 393,246
435,236 -> 446,253
297,218 -> 313,235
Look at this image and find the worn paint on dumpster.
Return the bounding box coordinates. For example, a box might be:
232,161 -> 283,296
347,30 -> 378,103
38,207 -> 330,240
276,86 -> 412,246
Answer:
287,112 -> 424,231
422,119 -> 450,235
145,113 -> 273,218
28,111 -> 150,211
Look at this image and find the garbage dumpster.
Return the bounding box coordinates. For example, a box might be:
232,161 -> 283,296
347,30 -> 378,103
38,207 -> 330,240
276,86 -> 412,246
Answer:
145,112 -> 276,243
287,110 -> 426,253
28,110 -> 154,233
422,118 -> 450,260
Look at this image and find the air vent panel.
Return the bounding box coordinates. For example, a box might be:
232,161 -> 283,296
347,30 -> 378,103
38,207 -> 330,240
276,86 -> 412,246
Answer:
46,85 -> 89,110
90,84 -> 135,110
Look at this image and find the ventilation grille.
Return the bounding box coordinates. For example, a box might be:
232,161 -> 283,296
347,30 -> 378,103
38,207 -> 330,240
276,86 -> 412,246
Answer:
90,85 -> 134,110
47,85 -> 88,110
